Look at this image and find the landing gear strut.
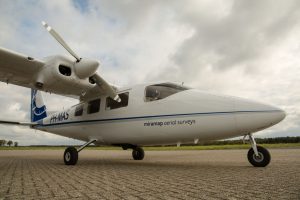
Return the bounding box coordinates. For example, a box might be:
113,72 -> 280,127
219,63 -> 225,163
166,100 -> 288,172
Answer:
247,134 -> 271,167
64,139 -> 97,165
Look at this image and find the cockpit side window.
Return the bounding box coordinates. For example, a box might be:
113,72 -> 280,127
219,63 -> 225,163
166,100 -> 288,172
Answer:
145,83 -> 189,102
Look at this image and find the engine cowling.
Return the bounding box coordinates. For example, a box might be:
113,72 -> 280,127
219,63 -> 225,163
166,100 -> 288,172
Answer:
35,55 -> 96,96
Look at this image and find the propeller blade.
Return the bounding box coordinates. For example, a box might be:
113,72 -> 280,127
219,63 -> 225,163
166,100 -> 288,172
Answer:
42,21 -> 81,62
91,73 -> 121,102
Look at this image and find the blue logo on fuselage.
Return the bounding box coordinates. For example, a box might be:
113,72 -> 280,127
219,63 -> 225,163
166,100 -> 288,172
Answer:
31,89 -> 47,122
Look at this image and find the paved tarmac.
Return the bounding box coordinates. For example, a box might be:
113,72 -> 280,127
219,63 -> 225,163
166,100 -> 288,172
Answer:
0,149 -> 299,200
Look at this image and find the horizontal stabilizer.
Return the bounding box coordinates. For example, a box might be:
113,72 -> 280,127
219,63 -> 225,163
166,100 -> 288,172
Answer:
0,120 -> 37,126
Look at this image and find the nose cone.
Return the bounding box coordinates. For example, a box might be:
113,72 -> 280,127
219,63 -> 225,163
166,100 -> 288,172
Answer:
235,98 -> 286,133
274,108 -> 286,123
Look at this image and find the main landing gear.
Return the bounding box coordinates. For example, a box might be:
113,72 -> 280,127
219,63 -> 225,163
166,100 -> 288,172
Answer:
132,147 -> 145,160
64,139 -> 97,165
246,134 -> 271,167
122,145 -> 145,160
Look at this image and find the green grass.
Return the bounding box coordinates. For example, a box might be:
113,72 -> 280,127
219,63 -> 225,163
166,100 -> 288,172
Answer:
0,146 -> 68,150
0,143 -> 299,150
143,143 -> 300,150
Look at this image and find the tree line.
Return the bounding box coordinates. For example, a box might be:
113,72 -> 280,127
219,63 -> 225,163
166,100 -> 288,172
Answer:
198,136 -> 300,146
0,140 -> 18,147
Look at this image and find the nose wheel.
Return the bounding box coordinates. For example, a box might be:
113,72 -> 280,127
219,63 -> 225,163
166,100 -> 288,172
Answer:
247,145 -> 271,167
247,134 -> 271,167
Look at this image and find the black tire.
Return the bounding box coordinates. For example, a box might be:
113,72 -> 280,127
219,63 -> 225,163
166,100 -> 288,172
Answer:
64,146 -> 78,165
247,146 -> 271,167
132,147 -> 144,160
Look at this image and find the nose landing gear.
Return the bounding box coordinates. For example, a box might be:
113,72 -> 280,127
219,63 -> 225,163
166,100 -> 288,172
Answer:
247,134 -> 271,167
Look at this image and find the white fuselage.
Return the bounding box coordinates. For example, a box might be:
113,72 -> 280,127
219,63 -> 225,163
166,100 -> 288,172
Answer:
34,83 -> 286,146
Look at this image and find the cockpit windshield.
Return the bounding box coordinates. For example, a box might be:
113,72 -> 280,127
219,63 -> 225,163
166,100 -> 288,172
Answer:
145,83 -> 190,102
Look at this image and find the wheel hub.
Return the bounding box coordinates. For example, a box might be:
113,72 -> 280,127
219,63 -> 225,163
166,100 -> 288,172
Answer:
65,152 -> 71,162
253,152 -> 264,162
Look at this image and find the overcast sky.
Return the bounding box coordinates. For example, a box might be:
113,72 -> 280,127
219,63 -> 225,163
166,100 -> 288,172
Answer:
0,0 -> 299,145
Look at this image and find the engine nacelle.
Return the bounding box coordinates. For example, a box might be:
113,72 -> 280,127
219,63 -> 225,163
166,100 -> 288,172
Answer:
35,55 -> 96,97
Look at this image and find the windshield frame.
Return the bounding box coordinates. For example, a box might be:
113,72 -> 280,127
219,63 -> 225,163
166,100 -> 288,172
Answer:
144,82 -> 190,102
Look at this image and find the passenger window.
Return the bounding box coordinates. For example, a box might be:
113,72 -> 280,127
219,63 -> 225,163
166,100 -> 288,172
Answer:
75,104 -> 84,116
106,92 -> 129,110
87,99 -> 100,114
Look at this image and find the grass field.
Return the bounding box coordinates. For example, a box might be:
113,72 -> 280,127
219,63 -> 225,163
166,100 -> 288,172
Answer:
0,143 -> 299,151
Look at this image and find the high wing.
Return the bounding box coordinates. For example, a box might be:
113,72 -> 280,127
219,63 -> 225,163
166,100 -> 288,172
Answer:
0,47 -> 44,88
0,47 -> 119,101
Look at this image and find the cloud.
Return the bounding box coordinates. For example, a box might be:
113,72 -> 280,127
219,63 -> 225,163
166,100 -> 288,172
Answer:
159,0 -> 300,75
0,0 -> 299,145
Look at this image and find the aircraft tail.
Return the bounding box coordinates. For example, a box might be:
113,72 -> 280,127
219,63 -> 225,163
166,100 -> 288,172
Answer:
31,89 -> 47,122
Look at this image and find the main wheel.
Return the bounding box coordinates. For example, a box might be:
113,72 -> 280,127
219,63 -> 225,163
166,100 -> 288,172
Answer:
64,146 -> 78,165
132,147 -> 144,160
247,146 -> 271,167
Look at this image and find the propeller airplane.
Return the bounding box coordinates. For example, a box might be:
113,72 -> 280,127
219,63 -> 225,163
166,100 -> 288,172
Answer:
0,21 -> 286,167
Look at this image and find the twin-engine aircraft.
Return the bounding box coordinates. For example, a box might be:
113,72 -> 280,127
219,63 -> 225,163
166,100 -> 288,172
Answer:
0,22 -> 286,167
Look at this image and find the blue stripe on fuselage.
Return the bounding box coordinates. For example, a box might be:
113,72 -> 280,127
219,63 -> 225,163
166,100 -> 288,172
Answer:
33,110 -> 281,129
